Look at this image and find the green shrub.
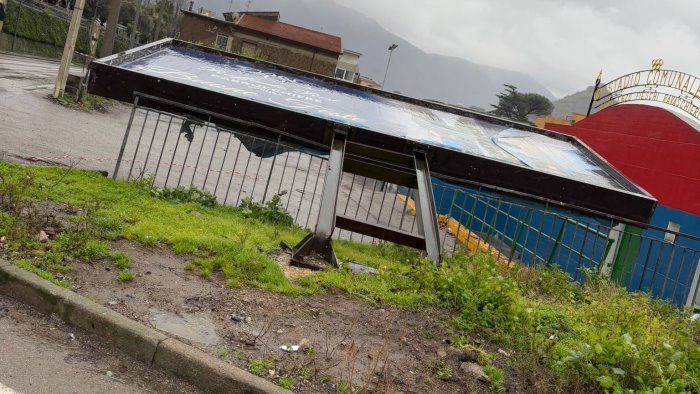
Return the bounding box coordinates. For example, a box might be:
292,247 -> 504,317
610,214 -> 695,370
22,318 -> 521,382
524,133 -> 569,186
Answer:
278,376 -> 296,389
151,186 -> 217,207
111,251 -> 131,270
483,365 -> 505,393
413,252 -> 529,333
549,284 -> 700,392
116,270 -> 134,282
433,359 -> 452,380
239,192 -> 294,227
247,359 -> 274,376
51,233 -> 111,261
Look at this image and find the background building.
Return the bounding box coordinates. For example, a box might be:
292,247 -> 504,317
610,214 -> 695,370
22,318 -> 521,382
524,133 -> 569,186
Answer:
335,49 -> 361,82
180,10 -> 342,77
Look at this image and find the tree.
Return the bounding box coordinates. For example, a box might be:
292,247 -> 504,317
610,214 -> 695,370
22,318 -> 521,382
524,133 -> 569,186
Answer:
490,84 -> 553,123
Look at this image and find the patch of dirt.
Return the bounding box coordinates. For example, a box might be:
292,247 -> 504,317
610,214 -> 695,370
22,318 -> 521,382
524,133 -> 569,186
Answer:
68,240 -> 525,393
270,251 -> 316,281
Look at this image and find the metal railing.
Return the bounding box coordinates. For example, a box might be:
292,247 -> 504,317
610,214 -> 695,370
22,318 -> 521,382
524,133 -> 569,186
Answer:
112,97 -> 444,247
112,95 -> 700,308
429,183 -> 700,307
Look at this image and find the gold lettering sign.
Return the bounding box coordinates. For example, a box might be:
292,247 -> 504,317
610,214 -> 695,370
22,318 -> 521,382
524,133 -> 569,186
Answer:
593,65 -> 700,121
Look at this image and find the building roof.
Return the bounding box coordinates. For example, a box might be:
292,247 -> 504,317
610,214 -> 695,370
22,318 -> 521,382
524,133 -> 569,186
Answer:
237,15 -> 342,54
357,75 -> 382,89
342,49 -> 362,57
182,10 -> 227,24
223,11 -> 280,22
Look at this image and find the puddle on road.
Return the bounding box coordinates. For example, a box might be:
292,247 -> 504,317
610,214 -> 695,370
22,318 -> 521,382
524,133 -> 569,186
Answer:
150,309 -> 220,345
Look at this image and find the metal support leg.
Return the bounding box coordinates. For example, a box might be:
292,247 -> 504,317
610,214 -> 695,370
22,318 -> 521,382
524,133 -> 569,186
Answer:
413,150 -> 441,263
112,95 -> 139,179
292,128 -> 347,268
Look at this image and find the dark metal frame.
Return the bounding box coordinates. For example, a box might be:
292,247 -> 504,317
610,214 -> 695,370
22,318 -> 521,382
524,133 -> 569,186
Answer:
290,128 -> 442,266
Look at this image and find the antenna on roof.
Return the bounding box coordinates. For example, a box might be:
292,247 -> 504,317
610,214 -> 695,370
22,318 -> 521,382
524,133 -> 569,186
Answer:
245,0 -> 251,12
228,0 -> 233,11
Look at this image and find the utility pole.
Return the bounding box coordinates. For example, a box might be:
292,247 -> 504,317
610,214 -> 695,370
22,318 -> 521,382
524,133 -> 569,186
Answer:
153,0 -> 162,42
100,0 -> 122,57
53,0 -> 86,98
129,0 -> 141,48
170,0 -> 179,37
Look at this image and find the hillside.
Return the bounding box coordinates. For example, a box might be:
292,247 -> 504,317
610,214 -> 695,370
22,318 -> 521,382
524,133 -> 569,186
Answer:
551,86 -> 594,118
193,0 -> 554,108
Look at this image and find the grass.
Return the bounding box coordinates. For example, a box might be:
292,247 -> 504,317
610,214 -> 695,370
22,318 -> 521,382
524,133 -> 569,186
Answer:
14,259 -> 72,288
112,251 -> 131,270
1,161 -> 699,392
247,359 -> 274,376
278,376 -> 296,390
116,270 -> 134,282
483,365 -> 505,393
433,359 -> 452,380
56,94 -> 111,112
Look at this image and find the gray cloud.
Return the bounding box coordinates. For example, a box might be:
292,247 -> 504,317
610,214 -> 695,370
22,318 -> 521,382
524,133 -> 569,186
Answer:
337,0 -> 700,97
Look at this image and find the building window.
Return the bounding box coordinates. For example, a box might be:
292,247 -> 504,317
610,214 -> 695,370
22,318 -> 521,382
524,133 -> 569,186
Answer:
335,68 -> 355,82
215,34 -> 228,50
241,41 -> 258,56
664,221 -> 680,243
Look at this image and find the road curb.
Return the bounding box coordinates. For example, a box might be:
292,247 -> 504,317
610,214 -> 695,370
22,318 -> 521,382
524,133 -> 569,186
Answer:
0,262 -> 289,394
154,338 -> 287,394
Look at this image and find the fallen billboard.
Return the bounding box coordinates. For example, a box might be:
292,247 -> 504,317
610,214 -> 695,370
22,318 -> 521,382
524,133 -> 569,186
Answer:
87,39 -> 656,225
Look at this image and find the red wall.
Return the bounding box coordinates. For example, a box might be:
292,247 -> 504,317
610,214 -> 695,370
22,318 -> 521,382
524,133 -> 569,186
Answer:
545,104 -> 700,216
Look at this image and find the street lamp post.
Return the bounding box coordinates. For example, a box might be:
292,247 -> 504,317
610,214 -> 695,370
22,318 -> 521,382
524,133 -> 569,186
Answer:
381,43 -> 398,90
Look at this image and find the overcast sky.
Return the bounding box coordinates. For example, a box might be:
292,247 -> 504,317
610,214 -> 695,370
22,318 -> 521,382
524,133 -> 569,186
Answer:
335,0 -> 700,98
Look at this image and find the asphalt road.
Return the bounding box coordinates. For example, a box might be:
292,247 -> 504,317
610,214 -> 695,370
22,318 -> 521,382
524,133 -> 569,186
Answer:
0,293 -> 200,394
0,53 -> 133,172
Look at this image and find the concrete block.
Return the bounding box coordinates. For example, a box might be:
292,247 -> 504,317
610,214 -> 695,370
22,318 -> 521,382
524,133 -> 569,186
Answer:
0,262 -> 166,364
0,264 -> 66,314
153,338 -> 289,394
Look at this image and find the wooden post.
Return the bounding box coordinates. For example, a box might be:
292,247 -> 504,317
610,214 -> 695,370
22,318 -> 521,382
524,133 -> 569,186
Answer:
53,0 -> 86,98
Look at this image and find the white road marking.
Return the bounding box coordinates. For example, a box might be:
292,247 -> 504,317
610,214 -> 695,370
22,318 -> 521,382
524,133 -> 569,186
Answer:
0,381 -> 21,394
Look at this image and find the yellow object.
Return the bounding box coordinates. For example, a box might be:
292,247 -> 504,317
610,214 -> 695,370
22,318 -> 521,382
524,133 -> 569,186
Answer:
437,215 -> 510,265
397,194 -> 416,216
397,194 -> 509,265
534,113 -> 587,128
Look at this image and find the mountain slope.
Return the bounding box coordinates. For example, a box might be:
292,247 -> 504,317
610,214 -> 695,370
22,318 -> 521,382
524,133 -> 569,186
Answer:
194,0 -> 553,108
551,86 -> 594,118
